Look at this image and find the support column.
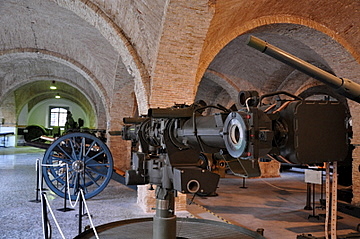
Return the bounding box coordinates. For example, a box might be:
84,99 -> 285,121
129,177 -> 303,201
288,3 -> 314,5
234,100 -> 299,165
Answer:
153,187 -> 177,239
352,146 -> 360,206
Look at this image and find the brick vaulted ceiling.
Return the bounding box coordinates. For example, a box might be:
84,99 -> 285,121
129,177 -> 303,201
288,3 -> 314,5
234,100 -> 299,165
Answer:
0,0 -> 130,128
196,0 -> 360,110
197,23 -> 360,109
0,0 -> 359,128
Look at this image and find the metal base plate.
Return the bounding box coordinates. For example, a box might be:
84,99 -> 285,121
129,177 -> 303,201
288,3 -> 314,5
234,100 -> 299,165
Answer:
75,217 -> 265,239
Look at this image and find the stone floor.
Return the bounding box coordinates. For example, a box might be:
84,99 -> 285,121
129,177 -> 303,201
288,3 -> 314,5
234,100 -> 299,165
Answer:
0,146 -> 359,239
0,147 -> 155,239
190,172 -> 360,239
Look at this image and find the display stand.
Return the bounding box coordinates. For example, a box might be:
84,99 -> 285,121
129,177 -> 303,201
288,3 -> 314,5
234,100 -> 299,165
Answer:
41,192 -> 50,239
325,161 -> 338,239
304,183 -> 312,210
239,177 -> 248,189
308,184 -> 319,220
304,169 -> 322,219
153,187 -> 177,239
57,170 -> 74,212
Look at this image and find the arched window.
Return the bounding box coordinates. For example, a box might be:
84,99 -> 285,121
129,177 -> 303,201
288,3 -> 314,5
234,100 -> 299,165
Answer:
49,106 -> 69,127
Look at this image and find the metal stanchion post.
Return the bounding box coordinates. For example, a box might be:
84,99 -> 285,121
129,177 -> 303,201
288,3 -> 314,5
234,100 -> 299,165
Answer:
304,183 -> 312,210
239,177 -> 248,189
78,192 -> 83,235
30,159 -> 41,203
330,161 -> 338,239
57,169 -> 74,212
41,192 -> 49,239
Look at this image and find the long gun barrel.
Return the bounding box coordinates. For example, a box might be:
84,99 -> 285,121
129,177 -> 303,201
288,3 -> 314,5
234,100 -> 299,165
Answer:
247,36 -> 360,103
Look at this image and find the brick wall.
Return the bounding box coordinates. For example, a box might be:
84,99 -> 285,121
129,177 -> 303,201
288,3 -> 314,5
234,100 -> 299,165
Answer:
150,0 -> 215,107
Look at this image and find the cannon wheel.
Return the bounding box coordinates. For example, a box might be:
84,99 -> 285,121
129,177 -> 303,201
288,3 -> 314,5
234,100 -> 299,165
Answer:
42,132 -> 113,200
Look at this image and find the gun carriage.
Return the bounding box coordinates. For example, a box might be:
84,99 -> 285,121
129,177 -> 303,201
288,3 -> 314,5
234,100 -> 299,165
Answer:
23,121 -> 113,200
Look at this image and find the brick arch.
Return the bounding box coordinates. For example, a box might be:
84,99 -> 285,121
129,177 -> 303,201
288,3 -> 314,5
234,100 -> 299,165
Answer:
197,11 -> 360,205
197,15 -> 359,86
0,49 -> 107,128
53,0 -> 150,115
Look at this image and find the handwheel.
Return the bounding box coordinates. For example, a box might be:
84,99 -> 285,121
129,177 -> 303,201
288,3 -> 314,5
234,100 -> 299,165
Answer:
42,132 -> 113,200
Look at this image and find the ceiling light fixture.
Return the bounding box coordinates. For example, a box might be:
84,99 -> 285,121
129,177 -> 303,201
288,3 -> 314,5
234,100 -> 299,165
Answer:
55,93 -> 61,99
50,80 -> 57,90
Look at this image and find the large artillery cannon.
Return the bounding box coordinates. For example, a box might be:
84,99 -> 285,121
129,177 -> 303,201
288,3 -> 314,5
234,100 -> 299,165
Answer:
118,36 -> 357,239
123,93 -> 349,188
121,96 -> 349,239
38,36 -> 354,208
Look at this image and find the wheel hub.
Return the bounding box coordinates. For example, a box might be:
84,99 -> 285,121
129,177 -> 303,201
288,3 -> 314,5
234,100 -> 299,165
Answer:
72,160 -> 85,173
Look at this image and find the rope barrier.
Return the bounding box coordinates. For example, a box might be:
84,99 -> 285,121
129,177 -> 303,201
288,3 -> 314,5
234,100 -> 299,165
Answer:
260,178 -> 307,193
80,189 -> 99,239
38,160 -> 100,239
41,192 -> 66,239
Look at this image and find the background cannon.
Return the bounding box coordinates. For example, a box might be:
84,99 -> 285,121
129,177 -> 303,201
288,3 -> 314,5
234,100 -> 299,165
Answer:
41,132 -> 113,200
246,35 -> 360,103
20,111 -> 115,200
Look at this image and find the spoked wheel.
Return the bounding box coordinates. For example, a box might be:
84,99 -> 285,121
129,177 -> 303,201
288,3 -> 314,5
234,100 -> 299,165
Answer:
42,132 -> 113,200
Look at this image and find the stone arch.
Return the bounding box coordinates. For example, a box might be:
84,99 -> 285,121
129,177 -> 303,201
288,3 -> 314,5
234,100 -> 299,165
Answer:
52,0 -> 150,115
197,17 -> 360,205
0,50 -> 107,129
195,69 -> 240,110
197,15 -> 359,87
197,22 -> 360,107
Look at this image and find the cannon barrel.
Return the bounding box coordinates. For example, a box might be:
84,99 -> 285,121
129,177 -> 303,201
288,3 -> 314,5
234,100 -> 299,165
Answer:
246,35 -> 360,103
148,107 -> 194,118
123,117 -> 147,124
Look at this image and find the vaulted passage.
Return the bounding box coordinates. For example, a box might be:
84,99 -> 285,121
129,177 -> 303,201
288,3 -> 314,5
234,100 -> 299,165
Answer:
1,1 -> 360,238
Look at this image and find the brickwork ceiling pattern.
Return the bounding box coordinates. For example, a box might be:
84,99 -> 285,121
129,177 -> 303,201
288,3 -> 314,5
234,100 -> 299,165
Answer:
1,0 -> 359,115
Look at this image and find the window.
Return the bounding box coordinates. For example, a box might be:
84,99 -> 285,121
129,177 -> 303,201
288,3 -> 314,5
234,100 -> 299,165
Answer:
49,106 -> 69,127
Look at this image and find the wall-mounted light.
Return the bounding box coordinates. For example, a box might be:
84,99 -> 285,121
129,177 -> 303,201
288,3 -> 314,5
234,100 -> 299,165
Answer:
55,93 -> 61,99
50,80 -> 57,90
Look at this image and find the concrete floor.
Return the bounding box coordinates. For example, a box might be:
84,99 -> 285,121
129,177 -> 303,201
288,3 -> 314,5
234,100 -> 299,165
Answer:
0,147 -> 359,239
190,172 -> 360,239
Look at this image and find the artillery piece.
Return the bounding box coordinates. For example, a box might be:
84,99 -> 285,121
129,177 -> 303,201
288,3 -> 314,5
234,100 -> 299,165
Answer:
117,36 -> 356,239
41,132 -> 113,200
121,96 -> 349,238
25,116 -> 114,200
